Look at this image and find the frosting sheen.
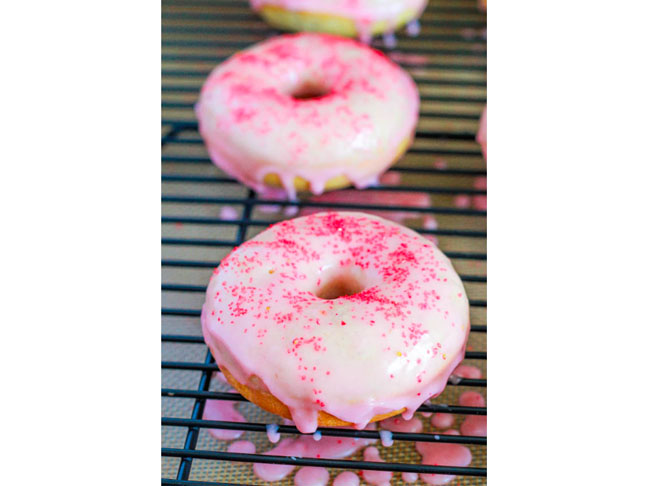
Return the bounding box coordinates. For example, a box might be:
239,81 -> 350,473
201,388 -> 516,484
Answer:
201,212 -> 470,433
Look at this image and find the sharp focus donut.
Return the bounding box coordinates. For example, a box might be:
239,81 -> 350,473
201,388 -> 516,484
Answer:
249,0 -> 429,43
195,33 -> 419,200
201,212 -> 470,433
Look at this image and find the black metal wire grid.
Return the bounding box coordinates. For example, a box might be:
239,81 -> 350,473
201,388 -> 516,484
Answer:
162,0 -> 486,484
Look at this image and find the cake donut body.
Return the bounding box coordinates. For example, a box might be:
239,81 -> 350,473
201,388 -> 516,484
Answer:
201,212 -> 470,433
195,33 -> 419,200
250,0 -> 429,43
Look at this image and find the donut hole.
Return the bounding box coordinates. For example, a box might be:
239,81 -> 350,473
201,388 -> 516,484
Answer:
316,273 -> 365,300
291,81 -> 330,101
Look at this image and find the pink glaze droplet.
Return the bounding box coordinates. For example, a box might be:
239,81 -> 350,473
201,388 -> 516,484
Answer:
473,177 -> 487,191
388,52 -> 430,66
294,466 -> 330,486
406,19 -> 421,37
431,413 -> 455,430
460,415 -> 487,437
266,423 -> 281,443
402,472 -> 419,483
458,391 -> 485,408
219,205 -> 238,220
227,440 -> 256,454
433,159 -> 447,170
452,364 -> 482,379
379,430 -> 394,447
254,433 -> 376,482
379,171 -> 401,186
416,430 -> 472,485
453,195 -> 471,209
379,415 -> 423,433
362,446 -> 392,486
203,398 -> 245,441
473,195 -> 487,211
382,32 -> 397,49
333,471 -> 360,486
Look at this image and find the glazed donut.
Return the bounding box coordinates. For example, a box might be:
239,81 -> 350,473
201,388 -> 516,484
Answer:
249,0 -> 429,43
195,33 -> 419,200
201,212 -> 470,433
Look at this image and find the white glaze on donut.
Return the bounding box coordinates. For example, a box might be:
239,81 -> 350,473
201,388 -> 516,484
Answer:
250,0 -> 429,42
195,33 -> 419,200
201,212 -> 470,433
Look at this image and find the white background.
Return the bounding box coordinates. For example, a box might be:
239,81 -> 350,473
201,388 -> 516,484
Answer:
3,0 -> 648,484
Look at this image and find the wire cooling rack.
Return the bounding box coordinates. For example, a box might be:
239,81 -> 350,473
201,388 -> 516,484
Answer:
162,0 -> 486,484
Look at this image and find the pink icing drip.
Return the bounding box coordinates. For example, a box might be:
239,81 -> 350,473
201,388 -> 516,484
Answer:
460,415 -> 487,437
379,170 -> 401,186
333,471 -> 360,486
362,446 -> 392,486
415,430 -> 472,485
402,472 -> 419,483
431,413 -> 454,430
254,435 -> 375,481
458,391 -> 486,436
379,415 -> 423,433
453,194 -> 470,209
203,397 -> 246,441
227,440 -> 256,454
219,205 -> 238,220
379,430 -> 393,447
458,391 -> 485,408
254,431 -> 376,481
473,176 -> 487,211
406,19 -> 421,37
388,52 -> 430,66
432,159 -> 448,170
452,364 -> 482,379
266,423 -> 281,443
294,466 -> 330,486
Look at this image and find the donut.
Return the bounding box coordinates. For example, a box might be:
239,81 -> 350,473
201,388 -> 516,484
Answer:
195,33 -> 419,200
249,0 -> 429,43
201,212 -> 470,433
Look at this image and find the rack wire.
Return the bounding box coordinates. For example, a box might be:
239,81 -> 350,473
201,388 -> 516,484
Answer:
162,0 -> 486,484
